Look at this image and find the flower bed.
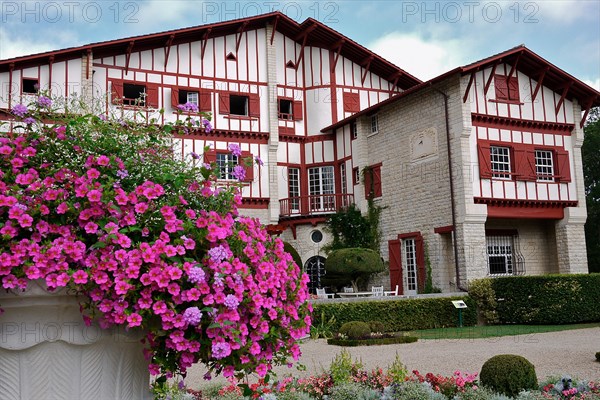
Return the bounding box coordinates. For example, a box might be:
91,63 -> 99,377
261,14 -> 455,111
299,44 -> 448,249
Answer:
326,333 -> 418,347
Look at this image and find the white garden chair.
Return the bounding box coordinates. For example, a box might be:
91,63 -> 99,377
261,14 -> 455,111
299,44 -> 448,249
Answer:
316,288 -> 334,299
343,287 -> 354,293
371,286 -> 384,297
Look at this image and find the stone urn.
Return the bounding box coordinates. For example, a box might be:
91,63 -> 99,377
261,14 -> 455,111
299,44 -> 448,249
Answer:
0,281 -> 151,400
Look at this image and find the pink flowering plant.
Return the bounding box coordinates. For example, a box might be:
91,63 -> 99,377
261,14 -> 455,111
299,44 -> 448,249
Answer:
0,96 -> 311,387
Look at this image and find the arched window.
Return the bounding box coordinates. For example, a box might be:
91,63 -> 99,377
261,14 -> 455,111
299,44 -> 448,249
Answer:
304,256 -> 326,294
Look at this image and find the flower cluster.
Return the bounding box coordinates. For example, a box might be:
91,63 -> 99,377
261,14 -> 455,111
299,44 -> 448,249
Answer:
0,97 -> 311,384
408,370 -> 478,398
541,376 -> 600,399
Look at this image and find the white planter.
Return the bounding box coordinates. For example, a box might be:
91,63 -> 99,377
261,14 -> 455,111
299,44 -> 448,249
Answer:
0,281 -> 151,400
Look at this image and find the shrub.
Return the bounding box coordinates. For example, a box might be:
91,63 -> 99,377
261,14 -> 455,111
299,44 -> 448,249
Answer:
327,382 -> 381,400
329,349 -> 363,384
312,296 -> 477,332
387,352 -> 409,383
324,248 -> 384,291
468,278 -> 499,324
327,335 -> 418,347
368,320 -> 386,333
339,321 -> 371,339
480,354 -> 538,397
383,381 -> 447,400
454,386 -> 511,400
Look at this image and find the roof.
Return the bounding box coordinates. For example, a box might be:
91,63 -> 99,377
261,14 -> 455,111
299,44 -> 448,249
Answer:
322,45 -> 600,132
0,11 -> 421,90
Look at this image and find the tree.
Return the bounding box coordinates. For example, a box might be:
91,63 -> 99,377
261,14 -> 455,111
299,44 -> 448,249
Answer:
322,204 -> 379,253
323,248 -> 384,291
583,107 -> 600,273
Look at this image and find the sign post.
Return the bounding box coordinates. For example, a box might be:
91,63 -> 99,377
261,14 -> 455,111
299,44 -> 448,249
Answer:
451,300 -> 468,328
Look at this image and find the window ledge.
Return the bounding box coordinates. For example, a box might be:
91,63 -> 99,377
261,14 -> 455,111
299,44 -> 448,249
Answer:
367,131 -> 379,137
224,115 -> 257,121
489,99 -> 524,105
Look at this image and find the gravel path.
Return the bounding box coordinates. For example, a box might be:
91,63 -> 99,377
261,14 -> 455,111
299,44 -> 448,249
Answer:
185,327 -> 600,388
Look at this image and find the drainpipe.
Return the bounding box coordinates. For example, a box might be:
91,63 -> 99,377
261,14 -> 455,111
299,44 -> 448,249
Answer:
429,83 -> 468,292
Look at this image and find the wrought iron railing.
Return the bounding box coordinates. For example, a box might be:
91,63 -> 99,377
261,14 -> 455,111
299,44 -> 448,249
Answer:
279,194 -> 354,217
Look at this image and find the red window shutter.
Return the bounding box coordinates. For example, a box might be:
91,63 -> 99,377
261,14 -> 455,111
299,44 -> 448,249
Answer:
556,150 -> 571,182
373,165 -> 382,198
343,92 -> 360,113
415,235 -> 426,294
110,80 -> 124,104
513,147 -> 536,181
241,151 -> 254,182
507,77 -> 520,101
248,94 -> 260,117
494,75 -> 508,100
199,91 -> 211,112
477,142 -> 492,178
292,100 -> 303,120
171,88 -> 180,108
219,93 -> 230,114
203,149 -> 216,164
388,239 -> 403,295
363,168 -> 372,199
146,84 -> 159,108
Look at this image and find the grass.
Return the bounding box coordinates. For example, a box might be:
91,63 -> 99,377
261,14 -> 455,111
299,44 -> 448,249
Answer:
408,322 -> 600,340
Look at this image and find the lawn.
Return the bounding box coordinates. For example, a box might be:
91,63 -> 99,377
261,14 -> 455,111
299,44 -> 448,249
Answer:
408,322 -> 600,340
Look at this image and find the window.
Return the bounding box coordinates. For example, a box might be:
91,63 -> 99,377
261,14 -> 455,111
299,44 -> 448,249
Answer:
353,167 -> 360,185
311,230 -> 323,243
494,75 -> 520,102
182,90 -> 198,105
216,153 -> 239,180
351,121 -> 358,139
22,78 -> 39,94
370,114 -> 379,134
288,167 -> 300,211
486,234 -> 524,276
171,88 -> 210,111
279,99 -> 293,120
403,238 -> 417,293
111,80 -> 158,108
340,163 -> 347,194
304,256 -> 326,294
230,95 -> 248,116
308,166 -> 335,211
490,146 -> 511,179
535,150 -> 554,182
363,164 -> 382,199
219,92 -> 259,117
343,92 -> 360,113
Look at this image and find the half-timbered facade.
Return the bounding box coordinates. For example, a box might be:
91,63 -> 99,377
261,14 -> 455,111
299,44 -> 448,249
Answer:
324,46 -> 600,294
1,15 -> 598,294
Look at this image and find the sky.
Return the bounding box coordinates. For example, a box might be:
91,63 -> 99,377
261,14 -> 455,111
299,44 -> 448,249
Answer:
0,0 -> 598,89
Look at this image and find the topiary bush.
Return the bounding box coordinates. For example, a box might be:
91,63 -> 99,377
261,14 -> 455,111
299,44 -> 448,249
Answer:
339,321 -> 371,339
323,248 -> 384,291
368,320 -> 386,333
480,354 -> 538,397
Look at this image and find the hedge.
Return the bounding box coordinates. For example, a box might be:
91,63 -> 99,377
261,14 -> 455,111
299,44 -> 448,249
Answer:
327,335 -> 418,347
311,296 -> 476,332
472,274 -> 600,325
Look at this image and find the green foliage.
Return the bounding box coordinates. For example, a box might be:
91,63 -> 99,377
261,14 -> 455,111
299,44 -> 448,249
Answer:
323,204 -> 377,252
323,248 -> 384,290
339,321 -> 371,339
468,279 -> 499,324
487,274 -> 600,324
274,392 -> 316,400
327,382 -> 381,400
310,310 -> 336,339
367,320 -> 386,333
312,296 -> 477,332
454,386 -> 511,400
480,354 -> 538,398
387,352 -> 409,383
423,243 -> 442,294
327,335 -> 418,347
328,349 -> 363,384
283,241 -> 303,268
583,107 -> 600,273
385,381 -> 447,400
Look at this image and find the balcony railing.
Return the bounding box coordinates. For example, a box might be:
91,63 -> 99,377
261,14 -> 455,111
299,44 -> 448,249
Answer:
279,194 -> 354,218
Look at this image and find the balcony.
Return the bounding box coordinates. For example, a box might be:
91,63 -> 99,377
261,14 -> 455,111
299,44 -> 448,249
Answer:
279,194 -> 354,218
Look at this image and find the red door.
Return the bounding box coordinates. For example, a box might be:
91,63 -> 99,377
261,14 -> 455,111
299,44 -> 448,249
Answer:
388,239 -> 403,295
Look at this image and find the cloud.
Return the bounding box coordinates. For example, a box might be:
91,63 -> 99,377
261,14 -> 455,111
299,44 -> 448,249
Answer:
368,32 -> 471,81
583,78 -> 600,91
0,28 -> 59,60
535,0 -> 598,24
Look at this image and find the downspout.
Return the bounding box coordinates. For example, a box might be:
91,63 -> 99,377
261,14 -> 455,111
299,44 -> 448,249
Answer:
430,83 -> 468,292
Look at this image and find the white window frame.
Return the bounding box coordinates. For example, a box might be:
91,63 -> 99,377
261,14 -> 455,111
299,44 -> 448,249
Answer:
370,114 -> 379,134
288,167 -> 300,211
403,238 -> 417,294
186,91 -> 199,105
308,166 -> 335,211
351,121 -> 358,139
490,146 -> 511,179
535,149 -> 554,182
216,153 -> 239,180
486,236 -> 514,275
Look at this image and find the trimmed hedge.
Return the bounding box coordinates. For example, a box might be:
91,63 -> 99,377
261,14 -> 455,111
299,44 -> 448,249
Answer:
312,296 -> 476,332
327,335 -> 418,347
475,274 -> 600,325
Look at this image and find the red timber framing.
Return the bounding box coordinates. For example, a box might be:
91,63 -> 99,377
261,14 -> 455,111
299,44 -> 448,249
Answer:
163,34 -> 175,68
124,41 -> 135,74
475,198 -> 577,219
471,113 -> 574,135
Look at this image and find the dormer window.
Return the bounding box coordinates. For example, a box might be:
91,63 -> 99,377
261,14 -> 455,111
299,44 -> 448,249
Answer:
494,75 -> 520,102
